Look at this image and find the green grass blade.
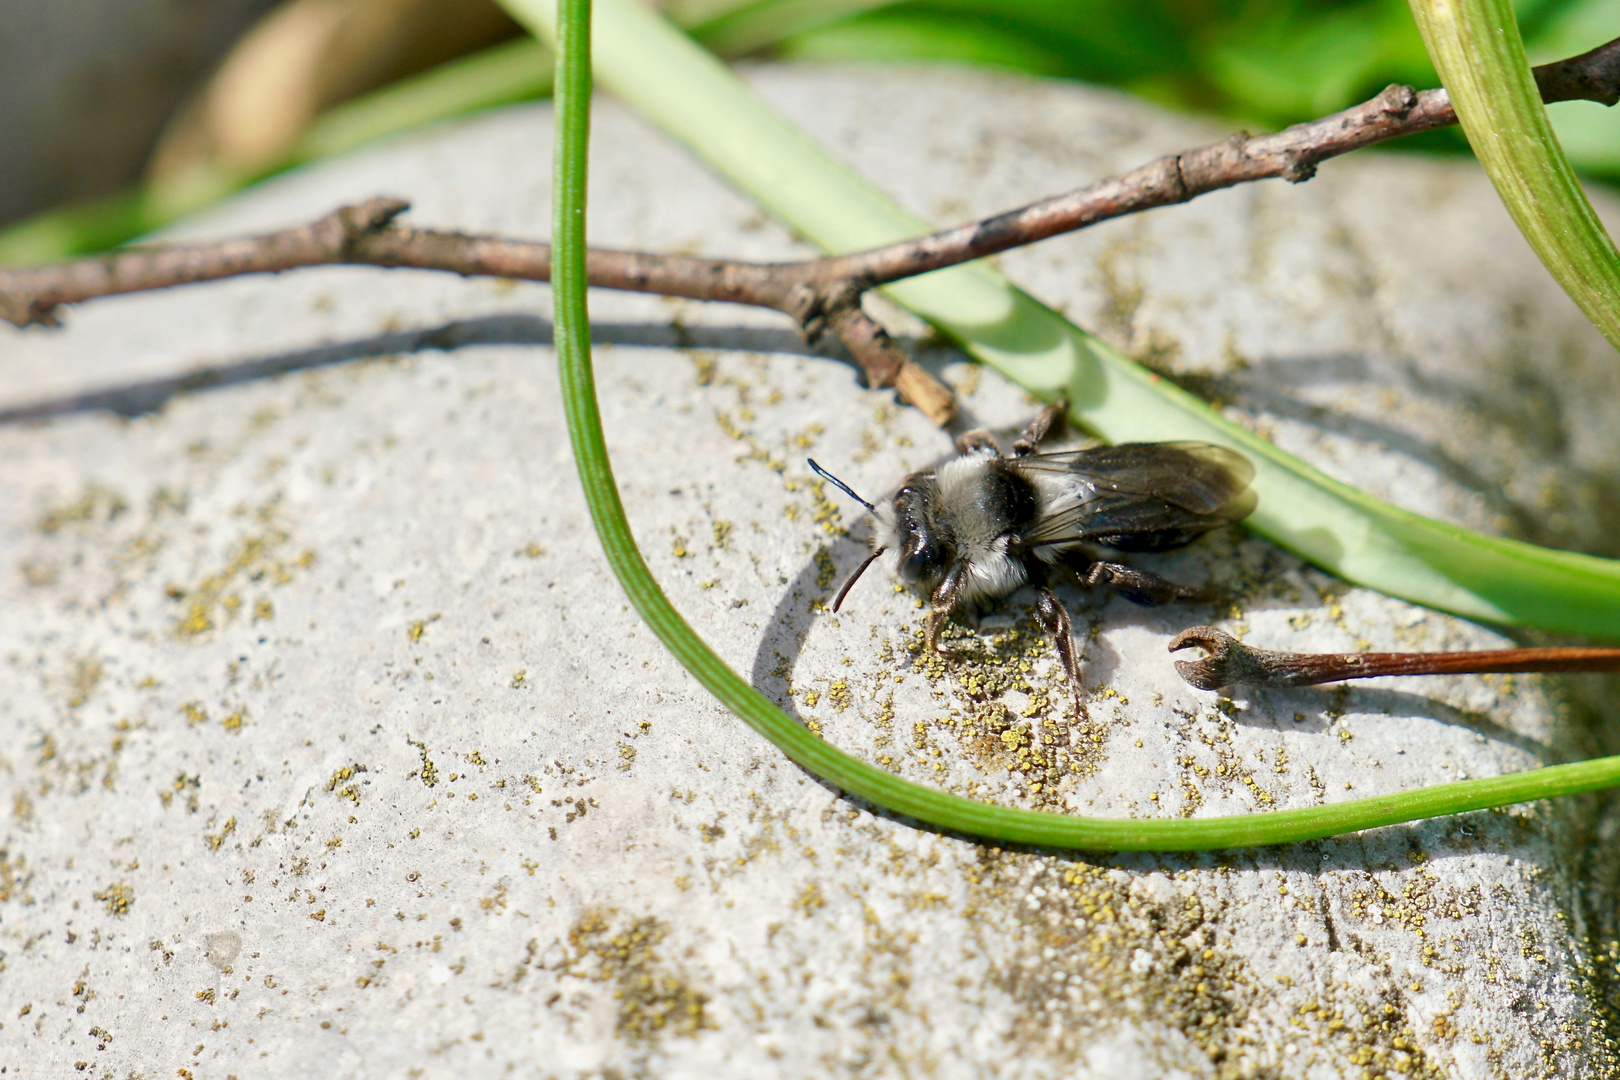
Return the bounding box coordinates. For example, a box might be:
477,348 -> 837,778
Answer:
772,8 -> 1071,75
690,0 -> 903,57
545,0 -> 1620,850
292,38 -> 556,164
1409,0 -> 1620,351
516,0 -> 1620,638
0,190 -> 167,268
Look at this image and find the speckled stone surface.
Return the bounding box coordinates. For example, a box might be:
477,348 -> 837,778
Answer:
3,64 -> 1620,1079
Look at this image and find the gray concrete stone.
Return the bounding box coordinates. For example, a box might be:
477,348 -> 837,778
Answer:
3,64 -> 1620,1078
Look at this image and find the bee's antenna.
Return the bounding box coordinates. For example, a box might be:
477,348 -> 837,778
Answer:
807,459 -> 875,513
833,548 -> 886,612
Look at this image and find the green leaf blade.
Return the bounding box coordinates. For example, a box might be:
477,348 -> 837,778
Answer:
1409,0 -> 1620,351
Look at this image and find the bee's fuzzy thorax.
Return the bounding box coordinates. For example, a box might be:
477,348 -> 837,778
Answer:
867,450 -> 1047,609
933,453 -> 1007,556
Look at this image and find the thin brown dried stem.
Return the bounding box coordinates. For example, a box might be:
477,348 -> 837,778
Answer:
5,36 -> 1619,426
823,35 -> 1620,288
1168,626 -> 1620,690
0,196 -> 956,423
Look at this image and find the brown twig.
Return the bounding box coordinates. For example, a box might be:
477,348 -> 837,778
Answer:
0,196 -> 959,423
820,35 -> 1620,288
1168,626 -> 1620,690
5,36 -> 1619,426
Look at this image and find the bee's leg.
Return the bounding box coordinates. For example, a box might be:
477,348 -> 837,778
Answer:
1012,397 -> 1070,457
954,428 -> 1001,456
1032,582 -> 1084,709
925,564 -> 971,657
1072,556 -> 1209,607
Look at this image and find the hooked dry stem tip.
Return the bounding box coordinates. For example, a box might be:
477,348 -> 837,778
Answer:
1168,626 -> 1620,690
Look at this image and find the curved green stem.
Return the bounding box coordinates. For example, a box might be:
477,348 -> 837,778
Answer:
550,0 -> 1620,850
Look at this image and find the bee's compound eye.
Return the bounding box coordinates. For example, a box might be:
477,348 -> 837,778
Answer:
891,479 -> 946,585
900,544 -> 943,585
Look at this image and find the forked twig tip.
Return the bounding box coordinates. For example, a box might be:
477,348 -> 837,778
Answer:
1168,626 -> 1242,691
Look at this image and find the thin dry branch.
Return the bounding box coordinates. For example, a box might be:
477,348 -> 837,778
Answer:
1169,626 -> 1620,690
5,35 -> 1619,426
823,34 -> 1620,287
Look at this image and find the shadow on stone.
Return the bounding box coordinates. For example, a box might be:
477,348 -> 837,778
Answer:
0,313 -> 877,425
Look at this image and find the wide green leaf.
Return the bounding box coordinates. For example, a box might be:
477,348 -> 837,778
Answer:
1409,0 -> 1620,351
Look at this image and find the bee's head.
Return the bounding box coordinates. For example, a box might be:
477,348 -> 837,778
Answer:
877,475 -> 953,590
806,459 -> 953,611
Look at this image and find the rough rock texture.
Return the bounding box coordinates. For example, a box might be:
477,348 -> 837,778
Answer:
3,65 -> 1620,1078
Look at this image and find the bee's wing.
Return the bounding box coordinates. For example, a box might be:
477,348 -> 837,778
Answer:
1014,442 -> 1257,552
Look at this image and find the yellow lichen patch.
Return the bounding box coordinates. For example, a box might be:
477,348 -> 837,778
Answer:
204,817 -> 236,851
479,880 -> 509,913
1293,992 -> 1448,1079
794,882 -> 826,916
0,850 -> 32,903
159,772 -> 201,812
149,486 -> 188,516
169,507 -> 313,639
65,656 -> 103,709
180,701 -> 208,727
890,610 -> 1108,806
406,614 -> 441,643
806,479 -> 847,537
220,708 -> 247,733
37,483 -> 128,535
408,738 -> 439,787
94,881 -> 134,916
968,855 -> 1262,1066
565,909 -> 714,1044
515,542 -> 547,558
974,838 -> 1595,1077
19,557 -> 59,587
814,547 -> 837,593
325,764 -> 369,805
1347,867 -> 1482,949
690,353 -> 718,386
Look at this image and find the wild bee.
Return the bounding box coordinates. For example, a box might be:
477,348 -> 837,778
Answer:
809,400 -> 1257,707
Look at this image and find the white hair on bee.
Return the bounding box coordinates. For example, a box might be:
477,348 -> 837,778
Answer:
870,500 -> 902,580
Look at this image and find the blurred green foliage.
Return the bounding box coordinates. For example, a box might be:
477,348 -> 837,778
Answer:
4,0 -> 1616,265
762,0 -> 1618,171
